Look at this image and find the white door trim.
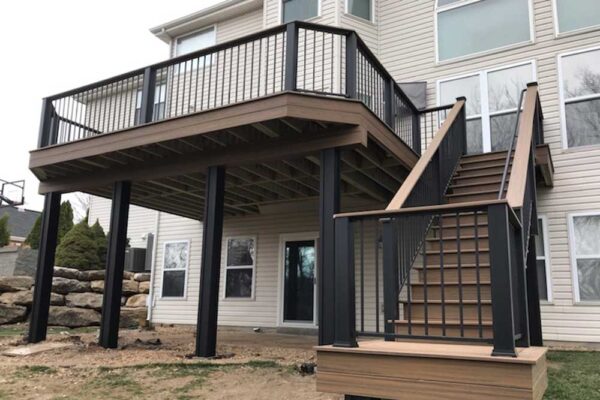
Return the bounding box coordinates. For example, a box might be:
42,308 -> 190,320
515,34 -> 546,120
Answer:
277,232 -> 319,328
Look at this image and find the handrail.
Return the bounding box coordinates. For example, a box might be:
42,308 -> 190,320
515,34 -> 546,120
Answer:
386,98 -> 465,210
505,83 -> 539,208
498,88 -> 527,199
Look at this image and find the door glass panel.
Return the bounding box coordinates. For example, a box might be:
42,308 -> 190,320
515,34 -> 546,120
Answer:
490,112 -> 518,151
284,240 -> 315,322
466,118 -> 483,154
488,64 -> 532,112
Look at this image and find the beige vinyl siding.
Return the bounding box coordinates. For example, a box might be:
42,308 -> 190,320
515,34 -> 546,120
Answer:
88,196 -> 158,249
379,0 -> 600,342
151,210 -> 320,327
217,8 -> 265,42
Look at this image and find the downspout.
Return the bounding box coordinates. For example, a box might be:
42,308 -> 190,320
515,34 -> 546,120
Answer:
147,211 -> 161,322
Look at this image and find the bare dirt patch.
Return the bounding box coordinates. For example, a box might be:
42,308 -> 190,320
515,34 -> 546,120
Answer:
0,325 -> 340,399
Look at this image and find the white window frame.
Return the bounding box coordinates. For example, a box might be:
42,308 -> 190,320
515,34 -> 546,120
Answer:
552,0 -> 600,37
223,236 -> 257,301
557,45 -> 600,150
436,60 -> 537,153
344,0 -> 375,23
434,0 -> 535,64
160,240 -> 190,300
279,0 -> 322,24
537,215 -> 553,303
568,211 -> 600,304
173,25 -> 217,58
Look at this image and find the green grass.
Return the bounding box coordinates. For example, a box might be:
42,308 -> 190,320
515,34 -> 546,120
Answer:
546,351 -> 600,400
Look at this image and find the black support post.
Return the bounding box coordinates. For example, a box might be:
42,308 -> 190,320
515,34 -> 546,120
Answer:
99,181 -> 131,349
196,166 -> 226,357
345,33 -> 358,99
28,192 -> 61,343
526,234 -> 544,346
382,218 -> 399,341
284,22 -> 298,91
319,148 -> 340,346
487,203 -> 517,357
333,217 -> 357,348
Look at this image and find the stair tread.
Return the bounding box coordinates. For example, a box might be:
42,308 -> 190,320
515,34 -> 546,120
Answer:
400,299 -> 492,304
453,170 -> 510,180
458,161 -> 509,171
449,181 -> 504,189
446,189 -> 503,198
410,281 -> 491,286
426,234 -> 489,241
460,150 -> 511,160
425,248 -> 490,254
414,263 -> 491,269
394,319 -> 492,326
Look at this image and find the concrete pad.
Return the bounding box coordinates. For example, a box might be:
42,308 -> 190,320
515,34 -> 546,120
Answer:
2,342 -> 73,357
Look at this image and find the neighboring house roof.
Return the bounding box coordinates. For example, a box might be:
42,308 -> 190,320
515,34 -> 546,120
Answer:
150,0 -> 263,43
0,206 -> 41,239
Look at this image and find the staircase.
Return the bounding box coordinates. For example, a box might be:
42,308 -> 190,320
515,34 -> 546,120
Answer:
395,150 -> 512,340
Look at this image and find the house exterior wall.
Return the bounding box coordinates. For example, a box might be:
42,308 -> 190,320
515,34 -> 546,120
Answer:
378,0 -> 600,343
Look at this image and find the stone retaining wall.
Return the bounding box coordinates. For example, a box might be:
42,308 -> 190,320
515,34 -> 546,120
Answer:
0,267 -> 149,329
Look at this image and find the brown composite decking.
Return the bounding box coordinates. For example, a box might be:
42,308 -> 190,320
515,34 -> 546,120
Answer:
29,92 -> 418,219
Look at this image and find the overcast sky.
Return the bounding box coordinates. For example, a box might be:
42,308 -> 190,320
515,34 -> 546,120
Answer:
0,0 -> 222,212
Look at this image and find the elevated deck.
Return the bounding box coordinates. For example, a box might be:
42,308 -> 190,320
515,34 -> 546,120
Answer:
316,341 -> 547,400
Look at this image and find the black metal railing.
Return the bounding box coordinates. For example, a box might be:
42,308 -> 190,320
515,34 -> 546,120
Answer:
37,21 -> 421,154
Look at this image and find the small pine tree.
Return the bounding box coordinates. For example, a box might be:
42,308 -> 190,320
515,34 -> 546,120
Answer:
25,215 -> 42,249
90,219 -> 107,269
55,220 -> 100,271
0,215 -> 10,247
57,201 -> 74,244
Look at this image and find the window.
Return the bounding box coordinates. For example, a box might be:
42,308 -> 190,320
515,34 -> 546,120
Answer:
134,84 -> 167,124
347,0 -> 372,21
224,237 -> 256,298
535,217 -> 552,302
282,0 -> 319,23
161,241 -> 189,298
439,62 -> 535,154
175,27 -> 216,57
554,0 -> 600,34
559,48 -> 600,149
569,213 -> 600,302
436,0 -> 532,61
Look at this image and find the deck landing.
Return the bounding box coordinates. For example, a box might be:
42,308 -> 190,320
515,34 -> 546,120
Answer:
316,341 -> 547,400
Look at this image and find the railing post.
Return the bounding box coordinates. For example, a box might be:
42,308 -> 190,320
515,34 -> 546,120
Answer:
412,112 -> 421,156
284,22 -> 298,91
37,98 -> 55,148
382,218 -> 399,341
487,203 -> 517,357
345,32 -> 358,99
526,233 -> 544,346
139,67 -> 156,124
333,217 -> 358,348
456,96 -> 467,156
384,78 -> 394,129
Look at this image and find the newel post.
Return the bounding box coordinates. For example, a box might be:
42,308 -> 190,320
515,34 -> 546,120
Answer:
345,32 -> 358,99
333,217 -> 358,348
487,203 -> 517,357
382,218 -> 399,342
139,67 -> 157,124
284,22 -> 299,91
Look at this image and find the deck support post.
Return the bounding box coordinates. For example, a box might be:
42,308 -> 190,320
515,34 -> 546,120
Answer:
333,217 -> 357,348
28,192 -> 61,343
99,181 -> 131,349
526,234 -> 543,346
382,218 -> 399,341
319,148 -> 340,346
488,203 -> 517,357
195,166 -> 226,357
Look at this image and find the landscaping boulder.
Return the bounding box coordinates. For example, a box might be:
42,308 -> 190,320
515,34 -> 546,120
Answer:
50,293 -> 65,306
126,294 -> 147,308
0,304 -> 27,324
52,277 -> 91,294
123,271 -> 134,280
0,290 -> 33,306
53,266 -> 80,280
0,276 -> 34,292
120,307 -> 147,329
90,280 -> 104,293
133,273 -> 151,282
139,281 -> 150,294
78,270 -> 105,281
48,306 -> 101,327
65,292 -> 104,310
122,280 -> 139,296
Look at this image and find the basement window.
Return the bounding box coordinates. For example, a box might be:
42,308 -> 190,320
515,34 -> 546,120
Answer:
161,240 -> 189,298
282,0 -> 319,23
224,237 -> 256,299
559,47 -> 600,149
436,0 -> 532,62
554,0 -> 600,35
569,213 -> 600,302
